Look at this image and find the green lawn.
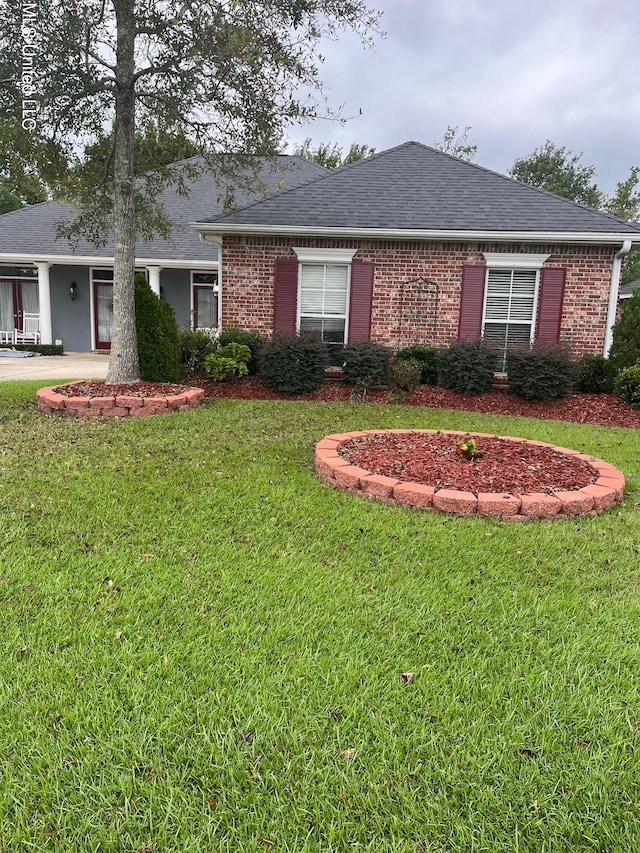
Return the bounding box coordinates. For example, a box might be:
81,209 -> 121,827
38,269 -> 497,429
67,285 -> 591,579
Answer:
1,381 -> 639,852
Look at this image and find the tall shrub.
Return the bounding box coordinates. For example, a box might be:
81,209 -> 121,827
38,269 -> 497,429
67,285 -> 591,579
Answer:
134,274 -> 183,383
609,288 -> 640,373
342,341 -> 393,387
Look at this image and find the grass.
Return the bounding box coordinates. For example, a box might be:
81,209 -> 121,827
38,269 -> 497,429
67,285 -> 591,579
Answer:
1,380 -> 639,852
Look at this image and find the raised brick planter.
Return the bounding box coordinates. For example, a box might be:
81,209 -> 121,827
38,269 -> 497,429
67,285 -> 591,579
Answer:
37,384 -> 204,418
315,429 -> 625,520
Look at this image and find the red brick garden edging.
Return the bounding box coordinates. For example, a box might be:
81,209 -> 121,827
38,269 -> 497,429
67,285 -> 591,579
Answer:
37,384 -> 204,418
315,430 -> 625,520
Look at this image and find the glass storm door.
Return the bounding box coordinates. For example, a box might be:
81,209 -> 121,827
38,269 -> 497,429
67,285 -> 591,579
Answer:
0,278 -> 39,332
94,283 -> 113,349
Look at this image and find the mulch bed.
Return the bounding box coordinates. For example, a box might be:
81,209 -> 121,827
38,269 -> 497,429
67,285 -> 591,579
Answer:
51,378 -> 640,430
338,432 -> 598,496
197,377 -> 640,430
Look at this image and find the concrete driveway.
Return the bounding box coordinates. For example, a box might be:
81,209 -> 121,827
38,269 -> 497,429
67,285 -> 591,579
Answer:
0,352 -> 110,382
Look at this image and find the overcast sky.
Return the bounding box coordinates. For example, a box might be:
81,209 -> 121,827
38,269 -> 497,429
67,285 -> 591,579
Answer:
285,0 -> 640,196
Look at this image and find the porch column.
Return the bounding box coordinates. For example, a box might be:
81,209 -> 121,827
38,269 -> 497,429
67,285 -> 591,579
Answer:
147,265 -> 161,297
35,261 -> 52,345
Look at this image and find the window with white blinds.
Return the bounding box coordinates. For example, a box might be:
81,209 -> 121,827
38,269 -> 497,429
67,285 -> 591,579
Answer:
483,268 -> 537,369
299,263 -> 349,353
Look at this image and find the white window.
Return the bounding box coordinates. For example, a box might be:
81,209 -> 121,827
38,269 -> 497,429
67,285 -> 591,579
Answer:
191,271 -> 219,331
482,253 -> 548,371
294,248 -> 356,363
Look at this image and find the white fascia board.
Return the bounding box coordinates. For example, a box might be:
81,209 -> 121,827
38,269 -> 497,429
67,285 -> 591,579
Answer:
192,222 -> 640,246
0,252 -> 218,269
293,247 -> 357,263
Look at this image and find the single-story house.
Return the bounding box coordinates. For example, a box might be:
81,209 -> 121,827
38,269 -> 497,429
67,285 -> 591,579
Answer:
193,141 -> 640,368
0,156 -> 327,351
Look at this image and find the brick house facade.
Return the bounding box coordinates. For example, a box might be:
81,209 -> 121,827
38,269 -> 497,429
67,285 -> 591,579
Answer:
197,143 -> 640,362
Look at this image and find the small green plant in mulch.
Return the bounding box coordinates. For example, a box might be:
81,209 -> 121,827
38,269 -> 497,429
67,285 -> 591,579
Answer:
218,327 -> 266,375
204,342 -> 252,381
458,435 -> 483,460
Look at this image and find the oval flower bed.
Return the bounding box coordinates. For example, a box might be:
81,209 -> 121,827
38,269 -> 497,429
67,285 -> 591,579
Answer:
37,381 -> 204,418
315,430 -> 625,519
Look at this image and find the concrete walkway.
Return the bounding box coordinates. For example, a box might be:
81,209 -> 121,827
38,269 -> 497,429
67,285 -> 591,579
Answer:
0,352 -> 110,382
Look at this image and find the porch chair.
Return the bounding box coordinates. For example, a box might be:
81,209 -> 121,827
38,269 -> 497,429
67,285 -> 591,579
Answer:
0,330 -> 15,345
14,313 -> 40,345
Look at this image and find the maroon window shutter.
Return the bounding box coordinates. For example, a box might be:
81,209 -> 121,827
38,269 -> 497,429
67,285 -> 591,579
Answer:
535,267 -> 565,343
348,260 -> 374,343
458,266 -> 486,340
273,257 -> 298,334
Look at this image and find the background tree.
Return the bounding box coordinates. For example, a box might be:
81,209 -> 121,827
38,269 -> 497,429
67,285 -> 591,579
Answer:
433,125 -> 477,162
508,140 -> 604,208
0,0 -> 382,383
292,139 -> 375,169
605,166 -> 640,284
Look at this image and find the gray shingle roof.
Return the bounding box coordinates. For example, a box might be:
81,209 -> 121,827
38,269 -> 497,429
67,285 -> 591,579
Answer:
0,156 -> 328,261
203,141 -> 640,236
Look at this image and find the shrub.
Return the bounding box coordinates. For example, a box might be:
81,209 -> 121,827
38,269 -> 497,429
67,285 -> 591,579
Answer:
179,329 -> 217,377
204,343 -> 251,381
614,364 -> 640,409
135,274 -> 183,383
506,344 -> 575,401
394,345 -> 438,384
259,334 -> 329,394
437,339 -> 497,394
342,340 -> 393,387
388,357 -> 422,394
575,354 -> 616,394
609,288 -> 640,373
218,327 -> 265,375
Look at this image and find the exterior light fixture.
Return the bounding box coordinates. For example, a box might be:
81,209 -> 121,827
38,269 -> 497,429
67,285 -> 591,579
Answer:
69,281 -> 78,301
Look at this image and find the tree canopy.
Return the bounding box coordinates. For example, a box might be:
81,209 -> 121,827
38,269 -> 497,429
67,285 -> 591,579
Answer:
508,140 -> 604,208
0,0 -> 382,382
291,139 -> 375,169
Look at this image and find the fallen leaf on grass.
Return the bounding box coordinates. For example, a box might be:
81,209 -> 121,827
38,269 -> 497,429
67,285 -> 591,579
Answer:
115,631 -> 122,640
401,672 -> 415,684
517,748 -> 539,758
340,748 -> 357,759
577,740 -> 591,751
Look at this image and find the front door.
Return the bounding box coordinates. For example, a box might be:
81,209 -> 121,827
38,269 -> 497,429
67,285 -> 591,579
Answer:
94,282 -> 113,350
0,278 -> 39,334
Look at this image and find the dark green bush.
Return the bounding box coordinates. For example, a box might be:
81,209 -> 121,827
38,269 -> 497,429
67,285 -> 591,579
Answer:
342,340 -> 393,387
437,340 -> 497,394
179,329 -> 217,377
259,334 -> 329,394
576,354 -> 616,394
218,327 -> 265,375
388,357 -> 422,394
506,344 -> 575,401
609,288 -> 640,373
394,345 -> 438,384
204,343 -> 251,381
614,364 -> 640,409
135,273 -> 183,383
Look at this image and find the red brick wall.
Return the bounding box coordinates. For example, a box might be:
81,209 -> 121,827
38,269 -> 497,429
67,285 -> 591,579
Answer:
220,236 -> 615,356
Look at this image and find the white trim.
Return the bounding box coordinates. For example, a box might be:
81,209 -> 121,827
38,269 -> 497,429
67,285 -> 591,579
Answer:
604,240 -> 632,356
296,258 -> 351,351
0,253 -> 219,270
293,247 -> 357,264
483,252 -> 549,269
193,222 -> 640,247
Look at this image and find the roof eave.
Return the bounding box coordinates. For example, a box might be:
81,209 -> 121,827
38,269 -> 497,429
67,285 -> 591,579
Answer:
192,222 -> 640,246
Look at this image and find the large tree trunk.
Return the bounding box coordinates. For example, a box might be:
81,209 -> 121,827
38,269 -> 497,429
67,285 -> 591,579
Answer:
106,1 -> 139,384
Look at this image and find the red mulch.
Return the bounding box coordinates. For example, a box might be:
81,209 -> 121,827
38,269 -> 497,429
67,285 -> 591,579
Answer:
197,377 -> 640,429
338,432 -> 598,496
52,377 -> 640,429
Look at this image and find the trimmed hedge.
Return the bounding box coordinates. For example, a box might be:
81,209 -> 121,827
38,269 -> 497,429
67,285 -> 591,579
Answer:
342,340 -> 393,387
575,354 -> 616,394
506,344 -> 575,401
259,334 -> 329,394
437,340 -> 497,394
3,344 -> 64,356
614,364 -> 640,409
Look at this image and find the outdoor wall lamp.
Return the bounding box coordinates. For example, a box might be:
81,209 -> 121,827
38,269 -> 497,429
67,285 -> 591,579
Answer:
69,281 -> 78,301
